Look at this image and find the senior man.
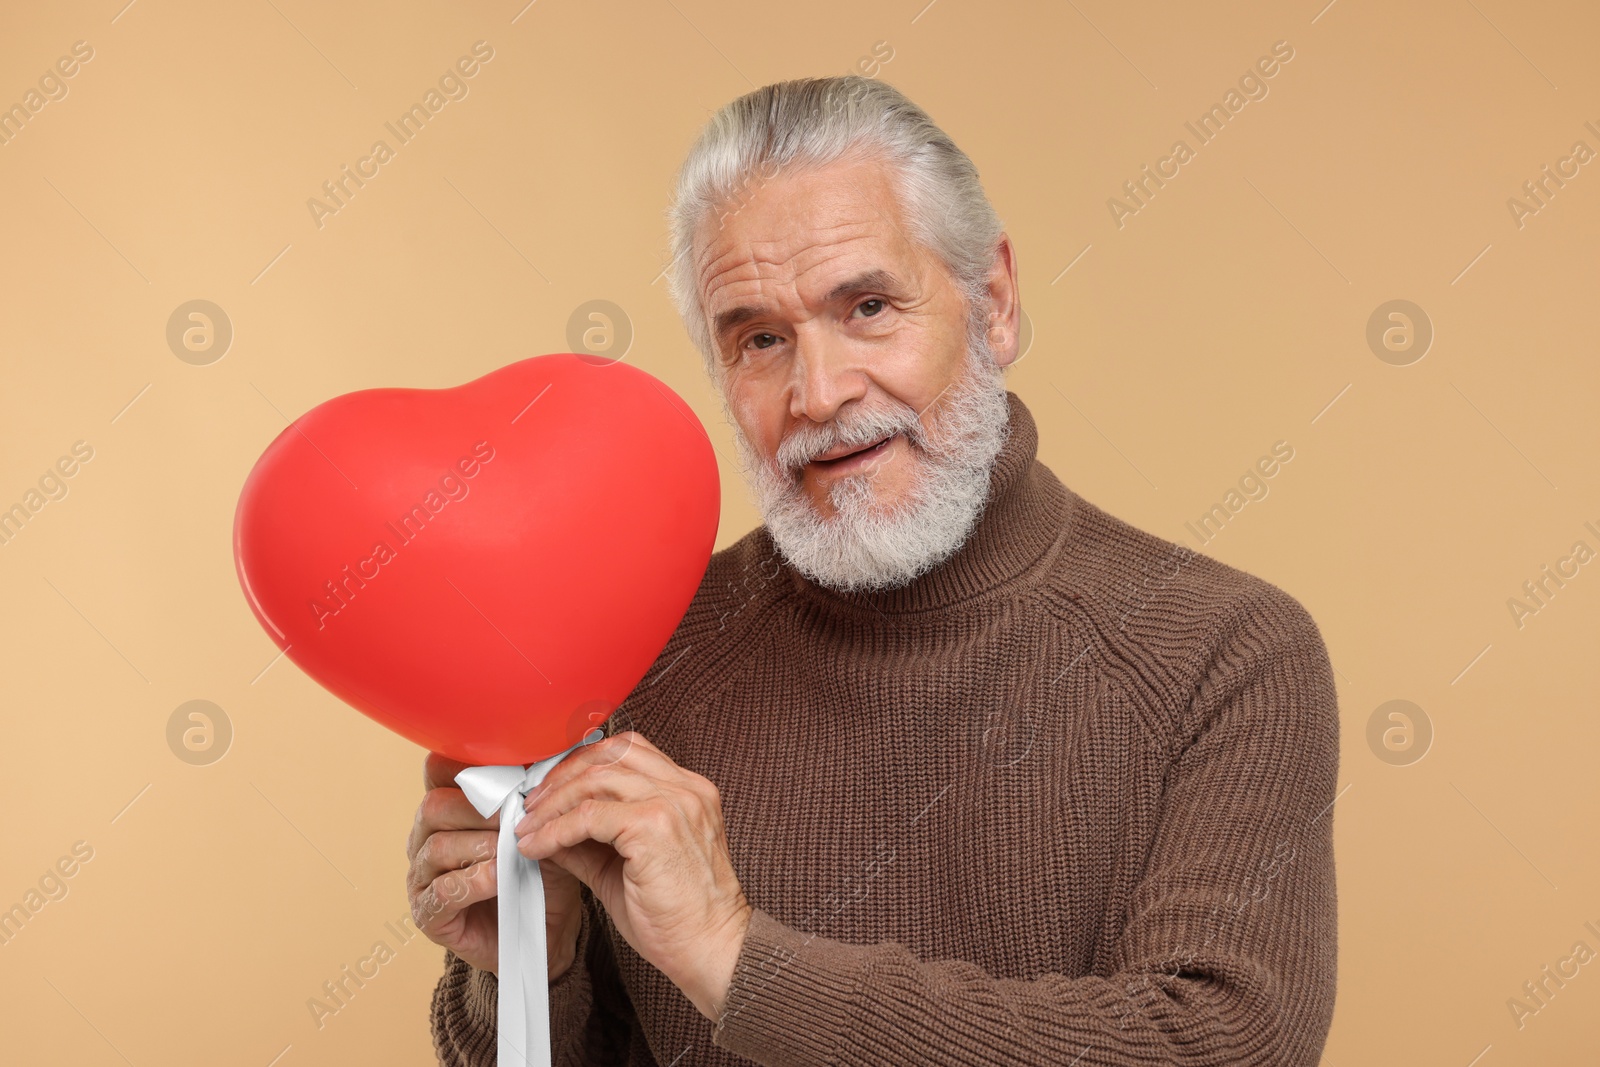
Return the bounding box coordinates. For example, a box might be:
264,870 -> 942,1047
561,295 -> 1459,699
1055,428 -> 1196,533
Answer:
413,75 -> 1339,1066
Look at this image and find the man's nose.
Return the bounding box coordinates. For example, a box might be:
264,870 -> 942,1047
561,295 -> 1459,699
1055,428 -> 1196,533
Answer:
788,327 -> 867,427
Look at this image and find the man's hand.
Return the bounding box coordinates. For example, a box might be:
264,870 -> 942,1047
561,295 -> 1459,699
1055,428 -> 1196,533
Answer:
513,730 -> 753,1020
406,751 -> 586,978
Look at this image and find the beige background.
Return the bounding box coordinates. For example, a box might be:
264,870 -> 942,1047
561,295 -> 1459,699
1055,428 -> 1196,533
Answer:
1,0 -> 1596,1063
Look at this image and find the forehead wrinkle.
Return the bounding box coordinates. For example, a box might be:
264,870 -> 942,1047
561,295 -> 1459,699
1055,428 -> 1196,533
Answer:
703,232 -> 885,318
695,191 -> 880,282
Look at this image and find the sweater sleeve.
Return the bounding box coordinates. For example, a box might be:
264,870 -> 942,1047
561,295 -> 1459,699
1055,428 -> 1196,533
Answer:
430,884 -> 639,1066
709,587 -> 1340,1067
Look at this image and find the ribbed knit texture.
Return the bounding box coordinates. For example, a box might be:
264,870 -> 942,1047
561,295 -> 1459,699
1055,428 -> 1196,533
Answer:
431,390 -> 1339,1066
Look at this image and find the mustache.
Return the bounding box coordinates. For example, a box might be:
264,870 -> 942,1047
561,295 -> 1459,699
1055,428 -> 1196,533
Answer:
774,402 -> 923,475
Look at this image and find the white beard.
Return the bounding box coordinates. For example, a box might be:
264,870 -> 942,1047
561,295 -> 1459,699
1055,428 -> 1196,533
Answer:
722,320 -> 1012,593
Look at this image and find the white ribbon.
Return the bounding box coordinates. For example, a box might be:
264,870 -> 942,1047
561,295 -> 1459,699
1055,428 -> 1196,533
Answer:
456,729 -> 603,1067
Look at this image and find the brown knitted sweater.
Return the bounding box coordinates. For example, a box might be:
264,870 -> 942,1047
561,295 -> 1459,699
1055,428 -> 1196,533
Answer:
430,390 -> 1340,1066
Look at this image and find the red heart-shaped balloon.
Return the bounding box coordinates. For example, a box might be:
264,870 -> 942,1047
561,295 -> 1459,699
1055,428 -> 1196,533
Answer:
232,353 -> 720,765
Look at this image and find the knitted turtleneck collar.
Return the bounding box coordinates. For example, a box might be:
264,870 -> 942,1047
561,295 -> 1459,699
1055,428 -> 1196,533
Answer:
762,390 -> 1074,616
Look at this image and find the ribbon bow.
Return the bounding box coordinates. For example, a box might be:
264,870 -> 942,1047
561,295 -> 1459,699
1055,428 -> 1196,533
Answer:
456,729 -> 603,1067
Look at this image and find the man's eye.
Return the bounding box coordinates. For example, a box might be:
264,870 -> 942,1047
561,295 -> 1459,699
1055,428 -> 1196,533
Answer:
855,298 -> 885,317
748,333 -> 780,350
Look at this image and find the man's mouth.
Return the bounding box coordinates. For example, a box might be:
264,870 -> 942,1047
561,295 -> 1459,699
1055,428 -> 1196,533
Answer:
810,432 -> 900,470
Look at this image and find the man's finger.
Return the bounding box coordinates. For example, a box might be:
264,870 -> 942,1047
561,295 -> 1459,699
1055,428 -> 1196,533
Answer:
520,796 -> 678,865
409,828 -> 498,894
537,837 -> 621,892
424,750 -> 476,792
407,786 -> 499,860
603,728 -> 663,755
414,860 -> 497,936
526,731 -> 682,810
519,761 -> 685,836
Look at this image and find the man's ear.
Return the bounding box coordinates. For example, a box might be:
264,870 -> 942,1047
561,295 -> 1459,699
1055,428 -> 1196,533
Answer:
983,234 -> 1022,368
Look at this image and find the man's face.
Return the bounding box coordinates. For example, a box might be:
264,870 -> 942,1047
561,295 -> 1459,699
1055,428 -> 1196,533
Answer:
694,152 -> 1018,519
690,151 -> 1021,592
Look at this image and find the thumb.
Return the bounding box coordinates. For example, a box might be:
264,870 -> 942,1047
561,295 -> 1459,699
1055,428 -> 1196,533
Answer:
423,750 -> 476,792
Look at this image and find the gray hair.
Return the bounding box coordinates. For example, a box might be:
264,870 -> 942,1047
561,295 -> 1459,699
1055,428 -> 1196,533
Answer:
664,75 -> 1006,380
